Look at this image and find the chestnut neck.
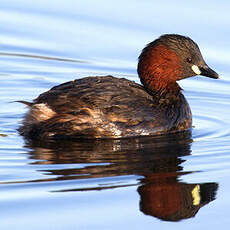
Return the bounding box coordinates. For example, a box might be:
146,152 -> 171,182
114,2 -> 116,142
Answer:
138,43 -> 182,96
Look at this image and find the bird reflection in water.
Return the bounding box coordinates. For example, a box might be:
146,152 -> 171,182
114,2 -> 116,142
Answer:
25,131 -> 218,222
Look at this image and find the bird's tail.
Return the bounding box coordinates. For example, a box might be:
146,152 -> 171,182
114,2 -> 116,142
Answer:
13,101 -> 33,106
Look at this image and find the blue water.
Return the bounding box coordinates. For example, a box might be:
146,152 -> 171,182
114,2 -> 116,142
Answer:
1,0 -> 230,229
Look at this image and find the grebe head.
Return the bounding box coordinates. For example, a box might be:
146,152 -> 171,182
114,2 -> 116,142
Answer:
138,34 -> 219,92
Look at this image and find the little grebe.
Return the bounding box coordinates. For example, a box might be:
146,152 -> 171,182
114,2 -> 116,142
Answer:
19,34 -> 219,140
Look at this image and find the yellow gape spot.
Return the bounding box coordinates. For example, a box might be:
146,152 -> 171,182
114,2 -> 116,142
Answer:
192,185 -> 201,206
192,65 -> 201,75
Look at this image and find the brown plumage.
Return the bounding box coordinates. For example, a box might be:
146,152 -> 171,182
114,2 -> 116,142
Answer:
19,34 -> 218,140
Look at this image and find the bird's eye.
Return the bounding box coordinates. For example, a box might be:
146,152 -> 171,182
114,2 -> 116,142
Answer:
187,57 -> 192,63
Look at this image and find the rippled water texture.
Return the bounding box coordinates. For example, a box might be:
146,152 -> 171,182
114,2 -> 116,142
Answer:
1,0 -> 230,229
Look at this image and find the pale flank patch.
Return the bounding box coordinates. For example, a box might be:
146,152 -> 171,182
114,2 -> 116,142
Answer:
191,185 -> 201,206
31,103 -> 56,122
192,65 -> 201,75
